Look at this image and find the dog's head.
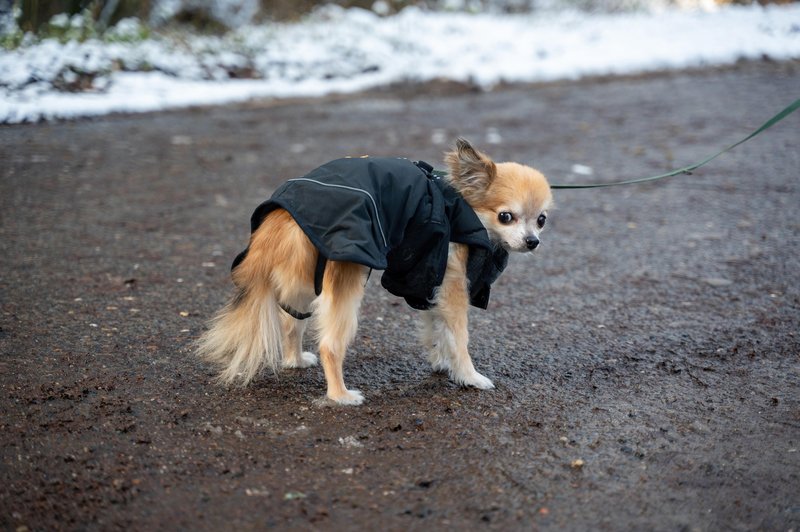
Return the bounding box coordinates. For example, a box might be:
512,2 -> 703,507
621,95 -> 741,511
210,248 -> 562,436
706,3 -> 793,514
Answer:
444,138 -> 553,253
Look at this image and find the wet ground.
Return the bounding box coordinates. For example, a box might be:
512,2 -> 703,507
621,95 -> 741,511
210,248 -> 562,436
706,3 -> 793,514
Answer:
1,60 -> 798,530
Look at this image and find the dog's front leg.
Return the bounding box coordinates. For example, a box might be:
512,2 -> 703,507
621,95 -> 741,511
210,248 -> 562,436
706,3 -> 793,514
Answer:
427,243 -> 494,390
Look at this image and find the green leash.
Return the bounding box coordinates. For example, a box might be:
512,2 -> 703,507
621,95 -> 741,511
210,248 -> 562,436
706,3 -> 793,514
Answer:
550,98 -> 800,189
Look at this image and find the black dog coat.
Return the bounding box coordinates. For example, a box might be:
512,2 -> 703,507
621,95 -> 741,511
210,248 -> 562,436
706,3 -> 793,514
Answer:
232,157 -> 508,311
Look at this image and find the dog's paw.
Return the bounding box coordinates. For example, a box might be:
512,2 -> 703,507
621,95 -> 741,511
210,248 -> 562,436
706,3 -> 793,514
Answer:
328,389 -> 365,406
457,372 -> 495,390
283,351 -> 318,369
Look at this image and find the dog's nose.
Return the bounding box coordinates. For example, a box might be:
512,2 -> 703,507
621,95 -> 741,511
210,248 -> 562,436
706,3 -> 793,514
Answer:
525,236 -> 540,250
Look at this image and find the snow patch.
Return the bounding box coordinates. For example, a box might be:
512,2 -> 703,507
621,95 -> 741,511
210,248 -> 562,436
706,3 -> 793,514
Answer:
2,4 -> 799,123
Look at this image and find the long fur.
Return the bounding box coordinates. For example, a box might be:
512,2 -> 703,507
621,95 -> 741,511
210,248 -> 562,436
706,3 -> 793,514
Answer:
197,284 -> 283,385
197,138 -> 552,405
196,209 -> 317,385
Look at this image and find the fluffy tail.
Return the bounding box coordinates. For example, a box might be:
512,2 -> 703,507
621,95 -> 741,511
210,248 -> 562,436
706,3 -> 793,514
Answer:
196,283 -> 283,386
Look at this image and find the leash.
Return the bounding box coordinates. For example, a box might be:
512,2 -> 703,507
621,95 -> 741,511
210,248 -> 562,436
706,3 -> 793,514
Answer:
550,98 -> 800,189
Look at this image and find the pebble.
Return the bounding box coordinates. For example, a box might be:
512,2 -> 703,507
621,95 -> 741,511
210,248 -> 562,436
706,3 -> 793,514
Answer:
485,127 -> 503,144
702,277 -> 733,287
430,129 -> 447,145
171,135 -> 192,145
338,435 -> 363,448
201,422 -> 223,435
571,164 -> 594,175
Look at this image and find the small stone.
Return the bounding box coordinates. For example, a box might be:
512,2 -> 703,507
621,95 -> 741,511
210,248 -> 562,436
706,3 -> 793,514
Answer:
338,435 -> 363,448
485,127 -> 503,144
171,135 -> 193,145
431,129 -> 447,145
702,277 -> 733,287
571,164 -> 593,175
202,422 -> 223,435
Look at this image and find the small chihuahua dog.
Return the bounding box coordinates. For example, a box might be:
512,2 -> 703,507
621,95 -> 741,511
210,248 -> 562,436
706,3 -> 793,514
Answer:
197,139 -> 552,405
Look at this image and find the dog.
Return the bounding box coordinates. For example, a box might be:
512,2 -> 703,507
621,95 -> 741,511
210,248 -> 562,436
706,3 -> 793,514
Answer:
197,138 -> 552,405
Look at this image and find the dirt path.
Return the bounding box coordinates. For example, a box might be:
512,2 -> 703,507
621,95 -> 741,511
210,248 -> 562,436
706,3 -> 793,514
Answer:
1,61 -> 798,530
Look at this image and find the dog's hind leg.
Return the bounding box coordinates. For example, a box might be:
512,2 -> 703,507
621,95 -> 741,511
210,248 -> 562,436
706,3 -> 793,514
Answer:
275,277 -> 317,369
261,209 -> 319,370
280,313 -> 318,369
430,243 -> 494,390
314,261 -> 367,405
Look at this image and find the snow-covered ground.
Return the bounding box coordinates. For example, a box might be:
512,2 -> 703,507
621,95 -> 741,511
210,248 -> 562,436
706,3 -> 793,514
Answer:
1,3 -> 799,123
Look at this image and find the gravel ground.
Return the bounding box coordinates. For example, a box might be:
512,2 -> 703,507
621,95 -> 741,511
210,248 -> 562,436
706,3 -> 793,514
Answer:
1,60 -> 798,530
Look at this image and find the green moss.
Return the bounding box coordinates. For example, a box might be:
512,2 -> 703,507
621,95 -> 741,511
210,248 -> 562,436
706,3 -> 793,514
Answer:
39,8 -> 98,43
1,28 -> 24,49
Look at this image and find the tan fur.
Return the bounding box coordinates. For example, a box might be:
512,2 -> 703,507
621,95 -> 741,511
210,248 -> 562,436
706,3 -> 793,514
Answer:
197,139 -> 552,405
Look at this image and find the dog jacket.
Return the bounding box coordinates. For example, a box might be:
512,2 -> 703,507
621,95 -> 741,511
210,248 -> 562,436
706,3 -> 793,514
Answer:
232,157 -> 509,311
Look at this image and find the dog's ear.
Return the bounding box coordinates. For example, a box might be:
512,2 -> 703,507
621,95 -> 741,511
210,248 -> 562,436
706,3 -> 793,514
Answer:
444,138 -> 497,201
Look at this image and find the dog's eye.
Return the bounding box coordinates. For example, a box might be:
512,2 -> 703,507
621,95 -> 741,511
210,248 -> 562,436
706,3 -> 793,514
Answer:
498,212 -> 514,224
537,214 -> 547,228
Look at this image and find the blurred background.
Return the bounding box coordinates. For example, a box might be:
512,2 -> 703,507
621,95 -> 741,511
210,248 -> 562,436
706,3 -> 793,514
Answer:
1,0 -> 798,124
5,0 -> 795,36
